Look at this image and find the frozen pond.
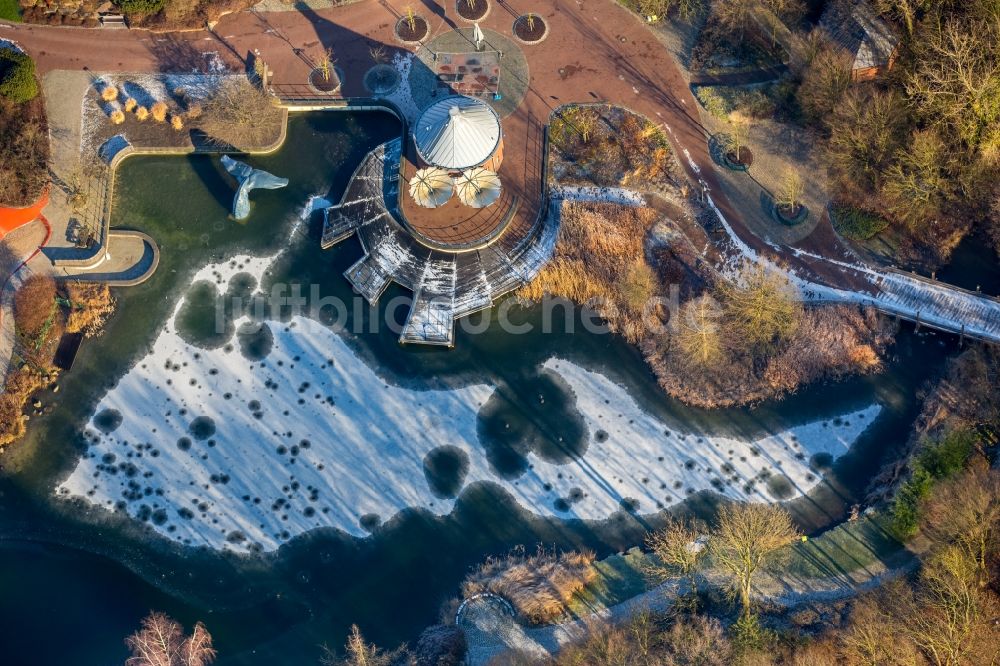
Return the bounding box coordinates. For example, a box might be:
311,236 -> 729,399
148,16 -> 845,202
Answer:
59,244 -> 881,553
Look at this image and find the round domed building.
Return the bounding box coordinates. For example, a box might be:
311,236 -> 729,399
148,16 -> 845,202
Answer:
413,95 -> 503,173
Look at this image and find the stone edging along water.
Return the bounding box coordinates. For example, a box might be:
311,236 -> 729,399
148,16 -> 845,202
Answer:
51,107 -> 289,281
55,96 -> 424,289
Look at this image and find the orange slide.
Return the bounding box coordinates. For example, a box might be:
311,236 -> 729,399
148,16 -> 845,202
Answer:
0,188 -> 50,238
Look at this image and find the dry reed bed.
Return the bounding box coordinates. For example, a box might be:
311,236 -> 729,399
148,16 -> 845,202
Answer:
463,549 -> 597,625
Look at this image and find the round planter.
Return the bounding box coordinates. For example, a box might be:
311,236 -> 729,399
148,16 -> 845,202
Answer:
722,147 -> 753,171
455,0 -> 490,22
772,202 -> 809,226
364,64 -> 401,95
395,15 -> 429,44
309,67 -> 341,93
512,14 -> 548,44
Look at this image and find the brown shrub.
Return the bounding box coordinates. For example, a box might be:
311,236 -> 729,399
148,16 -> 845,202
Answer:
555,613 -> 732,666
13,275 -> 56,340
63,282 -> 116,338
186,102 -> 203,119
462,549 -> 597,625
644,304 -> 892,408
171,115 -> 184,131
0,96 -> 50,207
0,366 -> 55,446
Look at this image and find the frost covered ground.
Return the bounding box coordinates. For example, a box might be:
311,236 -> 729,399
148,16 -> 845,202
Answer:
58,237 -> 882,554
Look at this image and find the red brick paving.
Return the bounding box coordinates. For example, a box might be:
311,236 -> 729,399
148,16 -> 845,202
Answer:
1,0 -> 867,288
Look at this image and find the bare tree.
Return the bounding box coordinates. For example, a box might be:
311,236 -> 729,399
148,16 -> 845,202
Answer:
881,128 -> 952,228
643,517 -> 706,609
797,40 -> 854,123
921,465 -> 1000,578
321,625 -> 408,666
825,88 -> 906,192
709,503 -> 798,617
125,612 -> 181,666
726,111 -> 750,165
776,169 -> 805,214
675,294 -> 724,367
899,546 -> 1000,666
125,612 -> 216,666
200,78 -> 282,151
905,16 -> 1000,157
718,263 -> 801,352
841,590 -> 919,666
178,622 -> 216,666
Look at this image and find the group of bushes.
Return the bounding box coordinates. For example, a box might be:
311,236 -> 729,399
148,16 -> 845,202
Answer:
0,276 -> 115,447
14,0 -> 255,28
114,0 -> 255,29
694,83 -> 794,122
521,201 -> 892,407
100,82 -> 189,130
550,106 -> 674,190
0,47 -> 47,206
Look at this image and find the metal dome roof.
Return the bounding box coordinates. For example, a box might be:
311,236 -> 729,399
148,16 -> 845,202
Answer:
413,96 -> 502,171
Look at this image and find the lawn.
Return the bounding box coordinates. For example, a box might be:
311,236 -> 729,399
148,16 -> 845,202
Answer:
565,547 -> 653,616
566,513 -> 909,616
0,0 -> 21,22
773,513 -> 909,580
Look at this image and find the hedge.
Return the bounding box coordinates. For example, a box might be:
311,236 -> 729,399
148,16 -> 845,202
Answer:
0,49 -> 38,103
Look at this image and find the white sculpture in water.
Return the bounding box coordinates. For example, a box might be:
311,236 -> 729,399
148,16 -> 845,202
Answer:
221,155 -> 289,220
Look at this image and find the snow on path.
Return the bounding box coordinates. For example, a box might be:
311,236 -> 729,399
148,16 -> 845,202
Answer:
583,169 -> 1000,343
57,224 -> 881,553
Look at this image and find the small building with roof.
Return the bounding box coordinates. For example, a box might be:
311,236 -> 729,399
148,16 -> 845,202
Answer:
819,0 -> 900,81
413,95 -> 503,173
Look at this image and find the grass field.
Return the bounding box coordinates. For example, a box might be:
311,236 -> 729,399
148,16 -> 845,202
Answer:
567,514 -> 909,616
774,513 -> 909,580
566,547 -> 654,616
0,0 -> 21,22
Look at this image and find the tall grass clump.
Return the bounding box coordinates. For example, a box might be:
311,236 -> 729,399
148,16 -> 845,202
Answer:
518,202 -> 661,342
462,548 -> 597,625
135,106 -> 149,121
151,101 -> 168,122
101,85 -> 119,102
123,97 -> 137,113
110,109 -> 125,125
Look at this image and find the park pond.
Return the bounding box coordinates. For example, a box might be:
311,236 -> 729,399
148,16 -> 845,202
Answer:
0,111 -> 962,664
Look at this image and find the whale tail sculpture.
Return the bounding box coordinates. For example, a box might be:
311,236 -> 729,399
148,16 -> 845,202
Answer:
221,155 -> 289,220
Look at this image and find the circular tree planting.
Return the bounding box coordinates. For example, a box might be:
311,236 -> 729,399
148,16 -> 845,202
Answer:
773,200 -> 809,226
723,146 -> 753,170
513,14 -> 548,43
395,15 -> 429,43
364,64 -> 401,95
456,0 -> 490,21
309,67 -> 340,93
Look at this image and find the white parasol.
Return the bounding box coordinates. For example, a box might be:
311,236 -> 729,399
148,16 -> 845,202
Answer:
408,167 -> 454,208
455,167 -> 501,208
